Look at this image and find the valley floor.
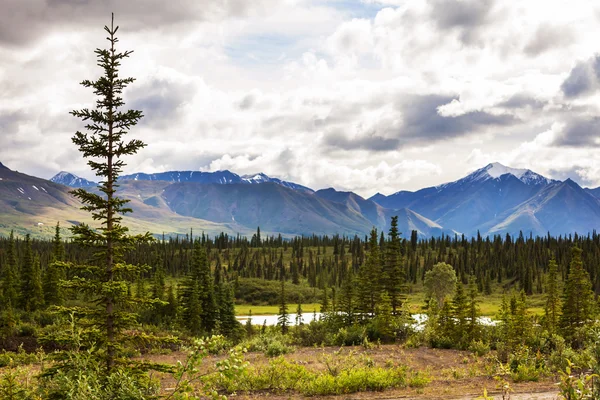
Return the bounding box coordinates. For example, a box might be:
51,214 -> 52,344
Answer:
141,345 -> 560,399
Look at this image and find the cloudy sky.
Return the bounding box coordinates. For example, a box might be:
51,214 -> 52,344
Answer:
2,0 -> 600,197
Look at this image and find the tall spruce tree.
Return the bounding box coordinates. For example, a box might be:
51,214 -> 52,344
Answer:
19,234 -> 37,311
44,223 -> 64,305
544,258 -> 561,334
560,247 -> 595,347
358,228 -> 381,317
384,216 -> 405,314
60,13 -> 152,372
2,231 -> 18,309
278,279 -> 289,334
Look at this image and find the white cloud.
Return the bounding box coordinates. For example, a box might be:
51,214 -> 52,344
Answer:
2,0 -> 600,196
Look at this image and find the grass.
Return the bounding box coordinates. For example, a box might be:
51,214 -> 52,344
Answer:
235,303 -> 321,316
405,282 -> 545,317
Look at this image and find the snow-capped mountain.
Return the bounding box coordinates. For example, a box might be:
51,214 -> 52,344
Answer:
117,170 -> 314,193
370,162 -> 559,235
50,171 -> 96,188
459,162 -> 556,186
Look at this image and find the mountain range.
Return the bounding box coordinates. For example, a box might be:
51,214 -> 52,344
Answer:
2,161 -> 600,239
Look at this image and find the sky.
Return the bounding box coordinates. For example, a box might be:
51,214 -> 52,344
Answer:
1,0 -> 600,197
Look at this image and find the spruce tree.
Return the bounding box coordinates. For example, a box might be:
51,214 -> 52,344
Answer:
30,255 -> 45,311
19,234 -> 37,311
560,247 -> 595,347
277,279 -> 289,334
195,242 -> 217,334
218,283 -> 240,337
358,228 -> 381,317
544,258 -> 561,334
44,223 -> 64,305
339,271 -> 355,325
467,276 -> 479,341
2,231 -> 18,308
384,216 -> 404,314
295,303 -> 304,326
451,282 -> 468,348
58,13 -> 152,372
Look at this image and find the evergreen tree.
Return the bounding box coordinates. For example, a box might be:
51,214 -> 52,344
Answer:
19,234 -> 37,311
358,228 -> 381,317
2,231 -> 19,309
295,303 -> 304,326
544,258 -> 561,334
384,216 -> 404,314
58,13 -> 153,373
339,271 -> 355,325
467,276 -> 479,341
30,256 -> 45,311
218,284 -> 240,337
195,243 -> 217,334
320,285 -> 329,315
277,279 -> 289,334
451,282 -> 469,348
560,247 -> 595,347
44,223 -> 64,305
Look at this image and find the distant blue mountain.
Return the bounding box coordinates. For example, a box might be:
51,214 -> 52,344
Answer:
119,170 -> 314,193
50,171 -> 96,188
368,162 -> 598,237
29,162 -> 600,237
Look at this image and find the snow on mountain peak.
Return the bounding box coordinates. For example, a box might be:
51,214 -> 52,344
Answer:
485,162 -> 528,179
465,162 -> 554,185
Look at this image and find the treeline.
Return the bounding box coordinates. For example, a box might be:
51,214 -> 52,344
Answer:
3,225 -> 600,299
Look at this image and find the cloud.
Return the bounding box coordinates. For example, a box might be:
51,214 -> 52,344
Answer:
128,76 -> 196,129
561,55 -> 600,97
0,109 -> 27,134
5,0 -> 600,196
497,94 -> 545,110
0,0 -> 281,46
523,24 -> 573,56
552,118 -> 600,147
429,0 -> 496,44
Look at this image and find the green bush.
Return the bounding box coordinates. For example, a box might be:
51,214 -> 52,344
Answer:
235,278 -> 321,305
240,332 -> 294,357
468,339 -> 490,356
508,345 -> 546,382
333,326 -> 367,346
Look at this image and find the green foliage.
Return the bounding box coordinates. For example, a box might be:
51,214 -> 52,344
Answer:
507,345 -> 546,382
167,336 -> 248,400
277,279 -> 289,334
179,242 -> 218,335
468,339 -> 490,356
217,351 -> 411,396
2,231 -> 19,309
356,228 -> 382,318
560,247 -> 596,348
59,13 -> 155,375
544,258 -> 561,334
424,262 -> 456,308
240,332 -> 294,357
234,278 -> 320,305
0,364 -> 37,400
383,216 -> 405,314
557,360 -> 598,400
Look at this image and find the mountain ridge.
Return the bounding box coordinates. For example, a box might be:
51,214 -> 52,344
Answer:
4,161 -> 600,238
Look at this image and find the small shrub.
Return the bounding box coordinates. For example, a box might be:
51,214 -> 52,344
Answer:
16,323 -> 36,337
469,339 -> 490,356
408,370 -> 431,388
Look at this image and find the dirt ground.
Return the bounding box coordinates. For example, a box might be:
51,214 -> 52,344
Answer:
141,345 -> 562,399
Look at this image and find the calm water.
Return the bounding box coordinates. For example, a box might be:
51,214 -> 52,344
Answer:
236,313 -> 497,328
